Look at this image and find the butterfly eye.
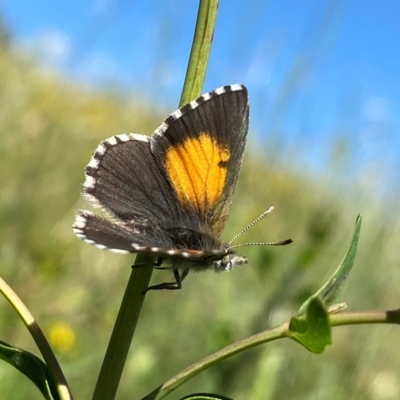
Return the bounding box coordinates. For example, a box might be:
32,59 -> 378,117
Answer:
221,255 -> 231,267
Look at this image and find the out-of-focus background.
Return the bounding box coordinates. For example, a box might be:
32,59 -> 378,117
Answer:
0,1 -> 399,399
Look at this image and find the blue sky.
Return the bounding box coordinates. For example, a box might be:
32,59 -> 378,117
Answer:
2,0 -> 400,194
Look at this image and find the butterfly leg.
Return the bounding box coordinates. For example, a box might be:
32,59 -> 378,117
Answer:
142,269 -> 189,293
154,261 -> 169,270
150,258 -> 171,270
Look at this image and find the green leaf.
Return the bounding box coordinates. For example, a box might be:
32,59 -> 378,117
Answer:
298,214 -> 362,314
0,339 -> 59,400
179,394 -> 234,400
288,298 -> 331,354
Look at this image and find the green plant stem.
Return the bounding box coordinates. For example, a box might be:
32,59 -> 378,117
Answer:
0,276 -> 72,400
142,323 -> 288,400
91,1 -> 219,399
330,309 -> 400,326
142,309 -> 400,400
91,255 -> 153,400
180,0 -> 219,105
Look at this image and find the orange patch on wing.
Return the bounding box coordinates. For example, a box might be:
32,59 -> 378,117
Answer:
165,132 -> 230,218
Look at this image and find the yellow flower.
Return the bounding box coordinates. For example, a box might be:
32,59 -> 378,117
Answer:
48,322 -> 76,354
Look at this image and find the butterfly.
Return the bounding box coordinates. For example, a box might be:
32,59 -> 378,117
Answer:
73,84 -> 291,291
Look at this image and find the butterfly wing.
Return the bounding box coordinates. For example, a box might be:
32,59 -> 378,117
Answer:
73,84 -> 249,253
74,211 -> 207,257
82,133 -> 187,225
151,84 -> 249,237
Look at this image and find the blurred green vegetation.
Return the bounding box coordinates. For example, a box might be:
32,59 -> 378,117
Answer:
0,45 -> 399,400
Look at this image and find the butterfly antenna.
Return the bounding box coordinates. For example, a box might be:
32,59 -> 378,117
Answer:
228,206 -> 276,245
229,238 -> 293,251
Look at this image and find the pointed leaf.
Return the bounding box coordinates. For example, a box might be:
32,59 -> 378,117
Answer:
0,339 -> 59,400
298,214 -> 362,314
288,297 -> 331,353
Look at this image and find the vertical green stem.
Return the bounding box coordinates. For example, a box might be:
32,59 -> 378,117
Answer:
91,255 -> 153,400
91,1 -> 219,399
180,0 -> 219,105
93,0 -> 218,400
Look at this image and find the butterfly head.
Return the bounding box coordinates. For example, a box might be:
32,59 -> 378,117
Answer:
212,252 -> 248,272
